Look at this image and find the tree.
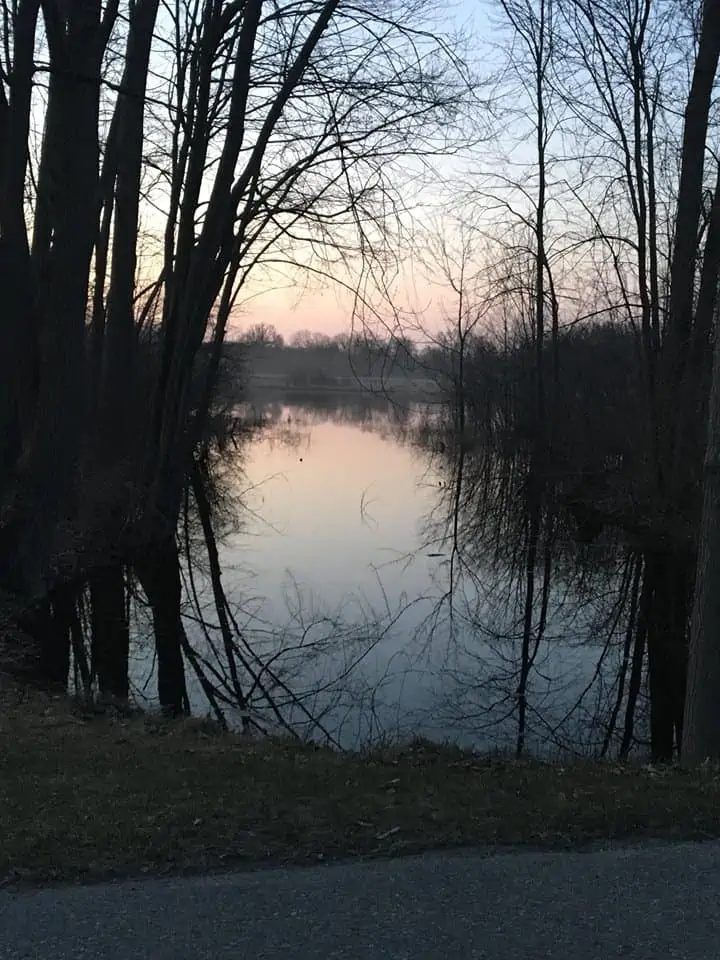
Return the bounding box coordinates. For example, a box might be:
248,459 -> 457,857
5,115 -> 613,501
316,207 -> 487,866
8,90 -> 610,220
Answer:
552,0 -> 693,760
242,323 -> 285,349
678,0 -> 720,764
395,0 -> 718,760
0,0 -> 470,714
494,0 -> 560,756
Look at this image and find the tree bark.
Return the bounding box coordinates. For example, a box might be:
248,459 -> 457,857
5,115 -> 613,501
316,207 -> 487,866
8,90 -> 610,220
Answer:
99,0 -> 160,453
134,537 -> 188,717
645,551 -> 690,761
18,2 -> 109,599
0,240 -> 38,498
682,301 -> 720,762
602,552 -> 642,758
672,0 -> 720,765
0,0 -> 39,250
90,564 -> 130,700
190,460 -> 249,723
647,0 -> 720,762
662,0 -> 720,425
46,583 -> 76,690
19,582 -> 78,690
620,561 -> 651,759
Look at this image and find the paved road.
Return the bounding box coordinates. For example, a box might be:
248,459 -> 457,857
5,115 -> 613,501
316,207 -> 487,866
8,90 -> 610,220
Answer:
2,842 -> 720,959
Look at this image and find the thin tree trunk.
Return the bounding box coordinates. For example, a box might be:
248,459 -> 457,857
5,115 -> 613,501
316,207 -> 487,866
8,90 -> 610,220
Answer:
517,489 -> 541,757
100,0 -> 160,452
70,593 -> 92,699
501,0 -> 551,759
620,560 -> 651,759
602,552 -> 642,758
190,460 -> 249,726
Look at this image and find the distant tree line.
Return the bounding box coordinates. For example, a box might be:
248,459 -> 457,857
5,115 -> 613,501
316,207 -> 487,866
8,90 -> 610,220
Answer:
219,324 -> 421,393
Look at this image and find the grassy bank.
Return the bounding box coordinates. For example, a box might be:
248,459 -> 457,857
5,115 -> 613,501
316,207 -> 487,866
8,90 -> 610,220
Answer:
3,680 -> 720,888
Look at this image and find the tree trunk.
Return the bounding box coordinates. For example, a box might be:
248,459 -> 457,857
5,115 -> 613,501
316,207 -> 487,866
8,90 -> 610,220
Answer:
682,297 -> 720,762
19,583 -> 78,690
673,0 -> 720,764
99,0 -> 161,452
70,594 -> 92,698
18,3 -> 107,600
644,550 -> 690,761
0,0 -> 39,249
90,564 -> 130,700
46,584 -> 76,690
0,240 -> 39,505
134,536 -> 188,717
517,484 -> 541,757
0,1 -> 41,503
662,0 -> 720,423
603,552 -> 642,758
190,462 -> 248,716
620,560 -> 651,759
639,0 -> 719,765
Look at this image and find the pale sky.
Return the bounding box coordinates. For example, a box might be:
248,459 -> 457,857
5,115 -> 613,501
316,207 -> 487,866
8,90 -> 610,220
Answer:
236,0 -> 491,341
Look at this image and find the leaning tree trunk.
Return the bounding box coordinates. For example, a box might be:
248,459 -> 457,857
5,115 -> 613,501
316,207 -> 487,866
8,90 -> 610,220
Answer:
651,0 -> 720,761
682,263 -> 720,763
133,536 -> 188,716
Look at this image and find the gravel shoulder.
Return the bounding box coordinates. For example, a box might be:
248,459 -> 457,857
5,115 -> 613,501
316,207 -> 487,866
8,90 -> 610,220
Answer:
2,842 -> 719,959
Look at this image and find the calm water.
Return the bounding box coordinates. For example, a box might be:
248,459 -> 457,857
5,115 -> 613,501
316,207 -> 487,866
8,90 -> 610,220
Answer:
135,395 -> 627,754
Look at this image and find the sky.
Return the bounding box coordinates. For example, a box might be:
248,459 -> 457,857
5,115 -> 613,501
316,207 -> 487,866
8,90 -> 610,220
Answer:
235,282 -> 357,340
235,0 -> 491,341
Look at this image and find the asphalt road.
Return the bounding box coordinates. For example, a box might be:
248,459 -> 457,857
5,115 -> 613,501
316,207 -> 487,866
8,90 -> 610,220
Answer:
2,842 -> 720,959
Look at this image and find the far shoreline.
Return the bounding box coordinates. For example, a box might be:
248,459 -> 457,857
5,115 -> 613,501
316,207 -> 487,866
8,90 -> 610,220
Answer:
242,374 -> 445,403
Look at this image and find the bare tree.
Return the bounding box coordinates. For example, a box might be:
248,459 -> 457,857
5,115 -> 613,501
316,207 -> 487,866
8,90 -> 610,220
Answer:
0,0 -> 470,714
493,0 -> 561,756
407,0 -> 717,760
677,0 -> 720,764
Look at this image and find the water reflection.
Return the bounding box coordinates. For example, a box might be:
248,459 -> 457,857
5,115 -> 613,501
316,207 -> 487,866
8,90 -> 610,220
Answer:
135,390 -> 634,756
224,397 -> 439,638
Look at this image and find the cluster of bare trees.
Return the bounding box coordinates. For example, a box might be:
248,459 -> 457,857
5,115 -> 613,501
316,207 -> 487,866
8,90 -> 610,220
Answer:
2,0 -> 719,764
0,0 -> 468,716
419,0 -> 720,761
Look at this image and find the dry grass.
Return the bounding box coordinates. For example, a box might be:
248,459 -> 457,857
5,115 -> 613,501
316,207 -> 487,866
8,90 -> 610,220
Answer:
3,678 -> 720,888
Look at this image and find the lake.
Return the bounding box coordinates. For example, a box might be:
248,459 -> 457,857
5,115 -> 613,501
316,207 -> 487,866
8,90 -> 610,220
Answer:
134,393 -> 637,756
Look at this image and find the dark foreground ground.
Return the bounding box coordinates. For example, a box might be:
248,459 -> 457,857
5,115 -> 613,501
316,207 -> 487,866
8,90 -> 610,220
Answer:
2,842 -> 719,959
4,679 -> 720,889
